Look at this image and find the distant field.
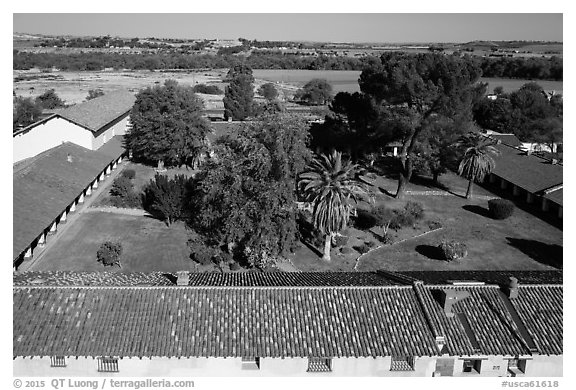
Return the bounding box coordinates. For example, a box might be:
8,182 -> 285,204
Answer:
252,69 -> 563,95
13,69 -> 228,106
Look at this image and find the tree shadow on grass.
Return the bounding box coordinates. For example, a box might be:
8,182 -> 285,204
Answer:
506,237 -> 563,269
462,205 -> 492,219
415,244 -> 446,261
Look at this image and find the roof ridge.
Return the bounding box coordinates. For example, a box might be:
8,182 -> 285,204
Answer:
13,284 -> 414,290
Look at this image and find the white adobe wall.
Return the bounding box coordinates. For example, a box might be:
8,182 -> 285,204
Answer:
13,356 -> 433,377
13,355 -> 562,377
92,116 -> 130,150
13,117 -> 93,163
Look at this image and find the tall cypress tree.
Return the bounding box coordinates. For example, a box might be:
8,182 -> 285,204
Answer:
223,65 -> 255,121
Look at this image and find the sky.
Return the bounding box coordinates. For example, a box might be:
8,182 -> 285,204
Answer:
13,13 -> 563,43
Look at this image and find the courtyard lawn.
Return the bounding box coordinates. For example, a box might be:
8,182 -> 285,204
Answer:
33,212 -> 207,272
290,171 -> 562,272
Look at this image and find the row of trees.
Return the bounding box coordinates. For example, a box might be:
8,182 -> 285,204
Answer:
14,51 -> 563,80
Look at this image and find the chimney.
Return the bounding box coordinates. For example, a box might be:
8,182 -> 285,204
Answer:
551,158 -> 558,165
66,153 -> 73,163
176,270 -> 190,286
440,289 -> 470,317
507,277 -> 519,299
525,149 -> 532,156
496,139 -> 502,144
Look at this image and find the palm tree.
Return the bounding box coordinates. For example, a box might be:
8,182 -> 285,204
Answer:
457,133 -> 501,199
298,150 -> 368,261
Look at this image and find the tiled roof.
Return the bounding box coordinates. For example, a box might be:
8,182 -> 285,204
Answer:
413,283 -> 561,356
13,285 -> 438,358
12,272 -> 563,358
543,188 -> 563,207
397,271 -> 563,286
510,286 -> 563,355
491,143 -> 563,194
53,90 -> 135,133
96,135 -> 126,159
13,143 -> 118,260
13,271 -> 403,287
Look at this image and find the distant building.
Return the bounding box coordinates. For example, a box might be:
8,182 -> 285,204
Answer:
13,271 -> 562,377
13,90 -> 135,163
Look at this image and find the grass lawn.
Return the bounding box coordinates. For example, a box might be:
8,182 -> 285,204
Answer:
290,171 -> 562,272
34,212 -> 211,272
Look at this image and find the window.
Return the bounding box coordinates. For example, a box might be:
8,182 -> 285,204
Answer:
390,356 -> 415,371
241,357 -> 260,370
307,357 -> 332,373
508,358 -> 527,375
97,357 -> 119,373
462,359 -> 482,374
50,356 -> 66,367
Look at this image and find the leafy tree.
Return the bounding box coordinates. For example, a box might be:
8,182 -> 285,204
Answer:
223,73 -> 255,120
258,82 -> 278,101
297,150 -> 368,261
13,96 -> 42,131
193,113 -> 311,264
294,78 -> 333,105
456,133 -> 500,199
359,52 -> 483,198
86,89 -> 105,100
35,89 -> 65,109
143,174 -> 190,226
125,79 -> 211,167
493,86 -> 504,95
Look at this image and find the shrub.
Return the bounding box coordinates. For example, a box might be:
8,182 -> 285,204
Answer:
110,176 -> 133,198
354,209 -> 377,230
121,169 -> 136,180
488,198 -> 515,220
96,241 -> 122,267
109,193 -> 141,208
142,174 -> 190,225
404,201 -> 424,220
354,241 -> 376,254
427,220 -> 443,230
378,233 -> 394,244
371,205 -> 395,232
438,240 -> 468,261
189,245 -> 218,266
332,234 -> 349,248
389,210 -> 415,230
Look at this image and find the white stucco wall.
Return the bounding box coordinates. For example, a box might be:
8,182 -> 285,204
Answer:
13,356 -> 433,377
14,355 -> 560,377
92,116 -> 130,150
13,117 -> 93,163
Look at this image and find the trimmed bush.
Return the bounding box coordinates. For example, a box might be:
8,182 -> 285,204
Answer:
96,241 -> 122,267
354,209 -> 377,230
404,201 -> 424,220
121,169 -> 136,179
428,220 -> 443,230
488,198 -> 515,220
438,240 -> 468,261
